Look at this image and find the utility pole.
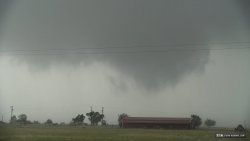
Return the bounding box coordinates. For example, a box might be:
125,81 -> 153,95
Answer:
90,106 -> 92,125
1,115 -> 3,122
101,107 -> 104,124
10,106 -> 14,122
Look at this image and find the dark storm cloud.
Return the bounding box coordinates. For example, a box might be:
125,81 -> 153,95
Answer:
237,0 -> 250,24
0,0 -> 249,90
0,0 -> 13,34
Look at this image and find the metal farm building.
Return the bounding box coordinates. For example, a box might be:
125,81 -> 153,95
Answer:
121,117 -> 192,129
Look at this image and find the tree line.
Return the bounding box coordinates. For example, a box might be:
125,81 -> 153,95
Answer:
6,112 -> 217,128
8,110 -> 106,126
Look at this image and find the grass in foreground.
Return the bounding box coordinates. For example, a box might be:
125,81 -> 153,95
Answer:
0,127 -> 248,141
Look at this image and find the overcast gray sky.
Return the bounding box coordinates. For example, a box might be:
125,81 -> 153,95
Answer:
0,0 -> 250,128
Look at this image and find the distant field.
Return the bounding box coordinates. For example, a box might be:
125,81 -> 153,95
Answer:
0,127 -> 248,141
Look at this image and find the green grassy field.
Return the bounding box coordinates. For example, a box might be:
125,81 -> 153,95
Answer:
0,127 -> 248,141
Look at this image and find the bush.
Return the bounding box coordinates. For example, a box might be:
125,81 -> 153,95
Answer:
204,119 -> 216,127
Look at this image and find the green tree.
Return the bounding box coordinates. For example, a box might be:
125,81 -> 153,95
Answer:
235,124 -> 245,132
60,122 -> 66,125
101,120 -> 107,126
45,119 -> 53,125
33,120 -> 40,124
204,119 -> 216,127
191,114 -> 202,129
0,121 -> 5,125
72,114 -> 85,125
118,113 -> 128,127
17,114 -> 27,124
86,111 -> 104,125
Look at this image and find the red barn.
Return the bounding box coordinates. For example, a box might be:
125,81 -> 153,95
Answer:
121,117 -> 192,129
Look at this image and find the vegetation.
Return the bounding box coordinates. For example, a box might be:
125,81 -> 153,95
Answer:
45,119 -> 53,125
72,114 -> 85,125
10,114 -> 32,124
0,121 -> 5,125
204,119 -> 216,127
0,127 -> 247,141
86,111 -> 104,125
7,109 -> 106,126
101,120 -> 107,126
118,113 -> 128,127
191,114 -> 202,129
1,112 -> 247,141
17,114 -> 27,123
235,124 -> 245,132
33,121 -> 40,124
